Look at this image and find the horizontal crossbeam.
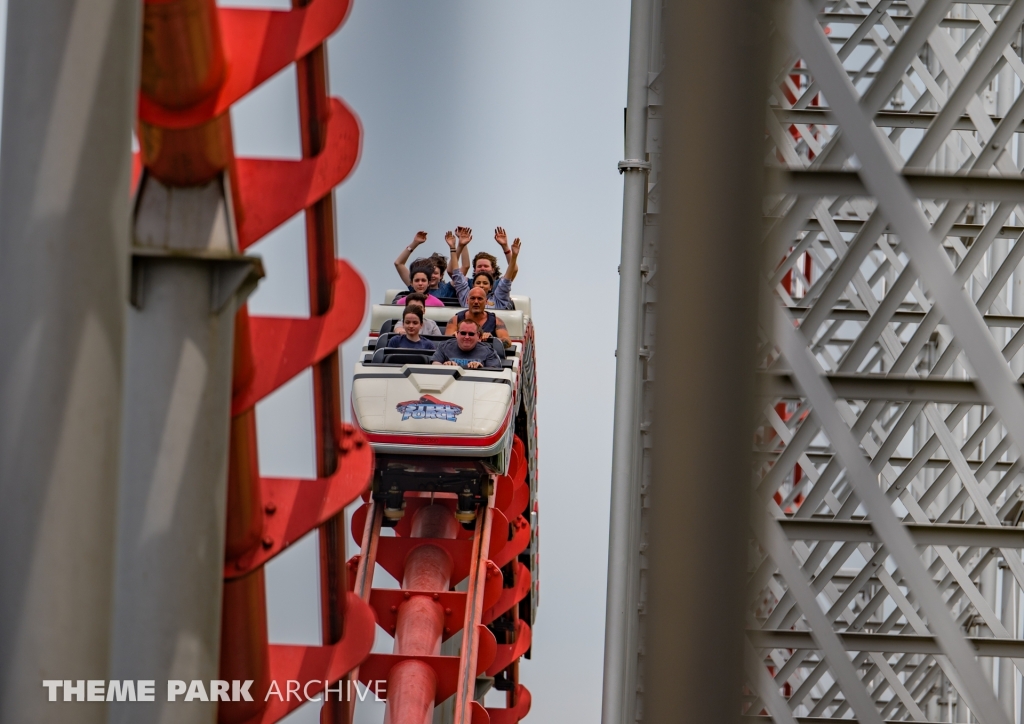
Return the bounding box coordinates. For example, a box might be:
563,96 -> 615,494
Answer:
761,372 -> 1010,403
774,170 -> 1024,202
748,629 -> 1024,657
777,518 -> 1024,548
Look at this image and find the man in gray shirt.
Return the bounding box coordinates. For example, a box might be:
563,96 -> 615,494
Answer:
431,319 -> 502,370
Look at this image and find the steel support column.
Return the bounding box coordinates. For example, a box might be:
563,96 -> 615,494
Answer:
644,3 -> 769,724
0,1 -> 141,721
109,3 -> 261,721
601,0 -> 654,718
109,174 -> 259,724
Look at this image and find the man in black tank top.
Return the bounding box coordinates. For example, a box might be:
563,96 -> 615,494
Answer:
445,287 -> 511,347
457,309 -> 496,334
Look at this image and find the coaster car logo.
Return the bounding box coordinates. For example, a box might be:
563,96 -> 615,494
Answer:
396,395 -> 464,422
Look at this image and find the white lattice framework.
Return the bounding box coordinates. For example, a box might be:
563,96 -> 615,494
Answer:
753,2 -> 1024,723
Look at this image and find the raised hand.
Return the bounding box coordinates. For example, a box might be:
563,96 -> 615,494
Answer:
444,231 -> 457,250
412,231 -> 427,246
510,238 -> 521,257
455,226 -> 473,249
494,227 -> 509,251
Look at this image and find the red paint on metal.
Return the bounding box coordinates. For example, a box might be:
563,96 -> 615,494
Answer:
244,594 -> 376,724
453,505 -> 497,724
225,324 -> 264,561
482,561 -> 505,612
138,0 -> 350,129
231,259 -> 367,415
471,702 -> 490,724
140,0 -> 226,106
387,497 -> 476,541
130,96 -> 359,233
395,595 -> 447,656
494,476 -> 515,516
235,98 -> 361,250
374,517 -> 508,587
139,114 -> 235,187
137,0 -> 234,187
374,537 -> 475,586
485,685 -> 532,724
482,564 -> 531,625
131,153 -> 143,196
225,428 -> 372,577
383,660 -> 437,724
359,624 -> 496,706
219,569 -> 271,724
485,620 -> 531,677
371,590 -> 467,642
385,505 -> 458,722
490,516 -> 530,570
505,478 -> 530,522
360,654 -> 459,705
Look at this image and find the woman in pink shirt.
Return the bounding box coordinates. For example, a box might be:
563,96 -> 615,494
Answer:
400,269 -> 444,306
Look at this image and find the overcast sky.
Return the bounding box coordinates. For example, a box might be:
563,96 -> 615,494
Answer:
4,0 -> 631,721
236,1 -> 631,718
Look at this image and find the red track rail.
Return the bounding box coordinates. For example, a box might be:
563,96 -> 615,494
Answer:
349,437 -> 535,723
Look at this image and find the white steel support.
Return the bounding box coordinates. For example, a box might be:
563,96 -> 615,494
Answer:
108,174 -> 260,724
750,1 -> 1024,722
602,0 -> 656,719
0,2 -> 141,722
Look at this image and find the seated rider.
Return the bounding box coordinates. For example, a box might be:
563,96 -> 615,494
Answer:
431,319 -> 502,370
392,231 -> 456,298
445,286 -> 512,348
388,307 -> 436,350
394,292 -> 442,335
427,252 -> 456,299
455,226 -> 509,278
397,265 -> 444,306
445,227 -> 520,309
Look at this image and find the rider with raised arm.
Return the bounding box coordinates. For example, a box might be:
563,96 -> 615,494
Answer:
393,231 -> 456,298
447,227 -> 520,309
399,265 -> 444,306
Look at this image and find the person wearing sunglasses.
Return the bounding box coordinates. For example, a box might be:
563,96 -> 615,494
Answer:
431,319 -> 502,370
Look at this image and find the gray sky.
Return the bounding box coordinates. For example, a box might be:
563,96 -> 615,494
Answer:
7,0 -> 631,720
232,0 -> 631,720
